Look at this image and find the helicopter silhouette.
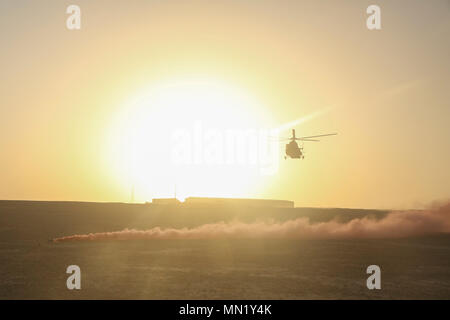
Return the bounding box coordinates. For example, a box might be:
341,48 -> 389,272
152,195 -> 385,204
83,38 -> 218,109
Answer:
280,129 -> 337,159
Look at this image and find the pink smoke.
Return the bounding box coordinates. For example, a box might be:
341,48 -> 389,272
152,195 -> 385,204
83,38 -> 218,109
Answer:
53,201 -> 450,242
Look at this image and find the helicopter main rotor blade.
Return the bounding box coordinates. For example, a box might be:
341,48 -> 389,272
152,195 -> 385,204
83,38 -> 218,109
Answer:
268,137 -> 291,141
270,137 -> 321,141
297,133 -> 337,139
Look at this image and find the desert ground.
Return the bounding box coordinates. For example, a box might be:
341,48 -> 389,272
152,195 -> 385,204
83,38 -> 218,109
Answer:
1,201 -> 449,299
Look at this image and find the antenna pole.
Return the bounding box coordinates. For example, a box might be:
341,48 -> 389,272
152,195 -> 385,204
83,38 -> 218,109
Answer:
130,184 -> 135,203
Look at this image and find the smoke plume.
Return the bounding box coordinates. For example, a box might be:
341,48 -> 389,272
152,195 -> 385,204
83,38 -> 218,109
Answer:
53,201 -> 450,242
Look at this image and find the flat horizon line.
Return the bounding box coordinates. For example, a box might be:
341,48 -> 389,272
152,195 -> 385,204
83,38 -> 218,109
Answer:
0,198 -> 392,212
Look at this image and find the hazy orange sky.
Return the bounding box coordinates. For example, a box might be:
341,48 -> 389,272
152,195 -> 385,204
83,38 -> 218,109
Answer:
1,0 -> 449,209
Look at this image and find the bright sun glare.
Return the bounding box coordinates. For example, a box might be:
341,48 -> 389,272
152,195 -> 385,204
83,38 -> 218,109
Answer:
107,79 -> 273,202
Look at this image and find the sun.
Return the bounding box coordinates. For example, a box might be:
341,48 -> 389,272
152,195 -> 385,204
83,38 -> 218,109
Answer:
106,78 -> 275,202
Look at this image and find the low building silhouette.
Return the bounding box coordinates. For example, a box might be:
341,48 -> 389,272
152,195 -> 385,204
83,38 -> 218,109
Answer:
150,197 -> 294,208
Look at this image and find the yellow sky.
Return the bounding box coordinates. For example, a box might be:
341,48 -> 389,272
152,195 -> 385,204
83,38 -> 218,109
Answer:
0,0 -> 449,209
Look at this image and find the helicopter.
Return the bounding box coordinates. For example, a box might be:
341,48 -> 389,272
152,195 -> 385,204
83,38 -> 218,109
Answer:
280,129 -> 337,159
